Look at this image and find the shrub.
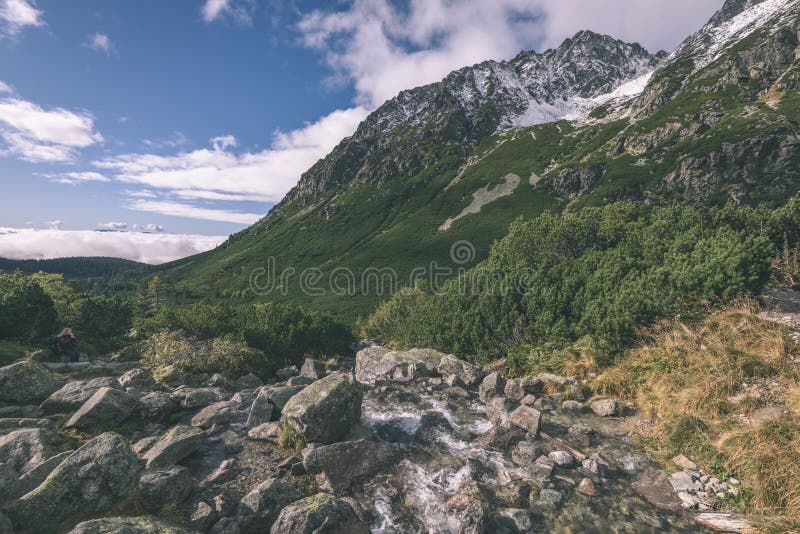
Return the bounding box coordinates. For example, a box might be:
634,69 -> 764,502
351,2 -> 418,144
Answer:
0,340 -> 26,366
65,295 -> 133,339
0,273 -> 57,342
141,330 -> 274,380
367,202 -> 776,359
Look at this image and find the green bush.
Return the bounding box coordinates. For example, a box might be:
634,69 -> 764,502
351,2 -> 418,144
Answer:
0,273 -> 57,342
366,202 -> 778,360
136,302 -> 354,367
65,295 -> 133,339
0,340 -> 26,366
141,330 -> 270,379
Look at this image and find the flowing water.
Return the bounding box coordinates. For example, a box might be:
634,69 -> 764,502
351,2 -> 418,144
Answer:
356,381 -> 707,533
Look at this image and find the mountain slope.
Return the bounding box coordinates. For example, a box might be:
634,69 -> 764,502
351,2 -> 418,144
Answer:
160,0 -> 800,319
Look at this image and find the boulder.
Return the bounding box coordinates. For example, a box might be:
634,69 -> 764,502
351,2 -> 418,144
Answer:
191,401 -> 235,429
201,458 -> 239,487
238,478 -> 301,533
139,466 -> 193,512
68,516 -> 192,533
190,502 -> 216,531
179,387 -> 219,409
548,450 -> 574,467
302,439 -> 394,493
8,432 -> 139,532
437,354 -> 481,386
479,372 -> 506,402
259,385 -> 305,412
0,361 -> 62,404
0,417 -> 55,432
590,398 -> 618,417
247,422 -> 282,442
300,358 -> 326,380
247,389 -> 276,428
234,373 -> 262,391
269,492 -> 369,534
275,366 -> 299,381
118,368 -> 156,390
0,427 -> 60,474
508,406 -> 541,437
355,346 -> 444,384
3,450 -> 71,501
511,440 -> 544,466
485,396 -> 514,425
65,387 -> 140,432
138,391 -> 180,422
505,377 -> 544,402
40,377 -> 120,414
287,375 -> 314,386
281,373 -> 362,444
210,517 -> 240,534
143,424 -> 204,469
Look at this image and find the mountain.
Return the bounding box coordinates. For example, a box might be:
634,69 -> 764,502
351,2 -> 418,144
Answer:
0,256 -> 146,279
159,0 -> 800,319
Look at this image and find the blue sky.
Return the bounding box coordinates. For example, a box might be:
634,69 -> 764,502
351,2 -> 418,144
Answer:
0,0 -> 723,262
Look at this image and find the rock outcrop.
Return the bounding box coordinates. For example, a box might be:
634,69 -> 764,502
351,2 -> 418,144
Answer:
0,361 -> 61,404
281,373 -> 362,444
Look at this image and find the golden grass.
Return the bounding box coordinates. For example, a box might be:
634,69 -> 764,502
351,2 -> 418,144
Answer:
588,300 -> 800,528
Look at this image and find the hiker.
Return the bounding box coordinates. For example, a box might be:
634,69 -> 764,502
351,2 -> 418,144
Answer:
53,328 -> 80,363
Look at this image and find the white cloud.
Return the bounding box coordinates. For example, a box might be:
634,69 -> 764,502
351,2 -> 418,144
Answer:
298,0 -> 722,109
0,81 -> 13,94
202,0 -> 255,25
94,106 -> 368,204
0,0 -> 44,38
42,171 -> 110,185
0,96 -> 102,162
87,33 -> 115,55
46,219 -> 62,229
127,199 -> 263,225
96,221 -> 127,231
142,131 -> 189,149
0,227 -> 224,264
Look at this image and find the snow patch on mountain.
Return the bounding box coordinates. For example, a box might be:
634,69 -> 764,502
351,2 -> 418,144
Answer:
676,0 -> 793,71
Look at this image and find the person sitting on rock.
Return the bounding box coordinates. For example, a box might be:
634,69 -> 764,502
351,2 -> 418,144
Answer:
53,328 -> 80,362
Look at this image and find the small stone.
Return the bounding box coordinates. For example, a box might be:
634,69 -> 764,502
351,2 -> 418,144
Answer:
548,450 -> 574,467
561,400 -> 585,412
536,488 -> 562,508
508,405 -> 541,437
671,454 -> 697,471
590,398 -> 618,417
520,394 -> 537,406
533,396 -> 556,411
191,401 -> 234,429
202,458 -> 239,487
117,368 -> 156,390
677,491 -> 699,509
577,477 -> 599,496
247,422 -> 282,442
669,471 -> 703,493
532,456 -> 554,479
485,396 -> 514,425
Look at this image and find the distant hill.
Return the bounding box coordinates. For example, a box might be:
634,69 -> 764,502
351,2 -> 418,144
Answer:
0,256 -> 147,279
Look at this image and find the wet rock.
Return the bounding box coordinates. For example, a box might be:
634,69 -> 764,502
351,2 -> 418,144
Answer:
485,396 -> 514,425
118,368 -> 156,390
191,502 -> 216,532
303,439 -> 394,493
498,508 -> 532,532
437,354 -> 481,386
457,501 -> 489,534
139,466 -> 192,512
202,458 -> 239,487
590,398 -> 618,417
0,427 -> 60,474
355,346 -> 443,384
65,387 -> 140,432
238,478 -> 301,533
153,364 -> 184,387
191,401 -> 235,429
281,373 -> 362,444
479,372 -> 506,402
269,492 -> 369,534
577,477 -> 599,496
548,450 -> 574,467
300,358 -> 326,379
0,361 -> 62,404
447,481 -> 486,511
40,377 -> 119,414
472,420 -> 525,449
535,488 -> 563,508
179,387 -> 219,409
138,391 -> 179,422
508,405 -> 541,437
68,516 -> 192,533
491,480 -> 530,508
247,421 -> 282,442
8,432 -> 139,532
511,440 -> 543,466
532,455 -> 555,479
143,424 -> 204,469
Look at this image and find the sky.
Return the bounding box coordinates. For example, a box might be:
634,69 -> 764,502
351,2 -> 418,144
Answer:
0,0 -> 724,263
